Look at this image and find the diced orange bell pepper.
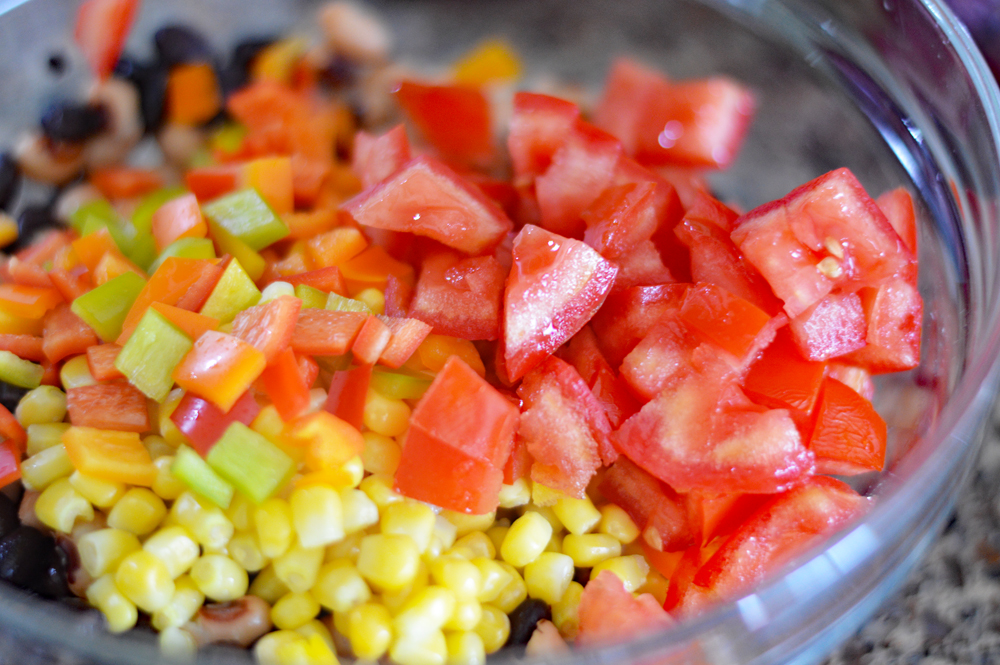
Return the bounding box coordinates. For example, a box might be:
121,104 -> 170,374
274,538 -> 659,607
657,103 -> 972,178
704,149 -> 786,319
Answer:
61,425 -> 156,486
7,258 -> 55,288
291,155 -> 332,209
43,303 -> 100,364
71,227 -> 119,274
231,295 -> 301,363
243,156 -> 294,216
167,63 -> 222,126
152,193 -> 207,252
49,265 -> 92,302
118,257 -> 221,344
92,249 -> 145,285
0,403 -> 27,455
172,330 -> 267,412
185,165 -> 242,202
0,334 -> 46,362
176,259 -> 227,312
285,410 -> 365,471
417,334 -> 486,376
282,209 -> 339,240
149,302 -> 219,341
339,245 -> 415,294
90,167 -> 164,199
273,249 -> 311,278
0,284 -> 63,320
66,381 -> 150,432
304,227 -> 368,269
86,343 -> 125,381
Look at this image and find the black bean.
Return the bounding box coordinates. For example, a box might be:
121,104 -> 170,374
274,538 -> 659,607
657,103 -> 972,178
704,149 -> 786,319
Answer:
505,598 -> 551,648
40,101 -> 108,144
220,37 -> 276,95
0,493 -> 17,540
0,153 -> 22,212
29,545 -> 70,599
0,382 -> 28,413
0,526 -> 53,589
114,55 -> 168,134
154,25 -> 215,67
13,204 -> 60,250
319,56 -> 357,90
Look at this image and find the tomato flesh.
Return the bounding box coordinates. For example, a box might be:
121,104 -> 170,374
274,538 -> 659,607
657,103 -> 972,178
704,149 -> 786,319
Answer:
409,251 -> 506,341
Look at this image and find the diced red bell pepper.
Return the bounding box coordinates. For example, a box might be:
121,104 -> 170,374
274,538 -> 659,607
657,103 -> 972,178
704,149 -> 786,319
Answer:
0,284 -> 63,320
86,342 -> 125,381
49,265 -> 92,302
231,295 -> 302,363
395,80 -> 494,168
283,266 -> 347,296
352,124 -> 412,190
43,303 -> 100,364
0,403 -> 27,455
0,439 -> 21,489
324,364 -> 373,431
90,167 -> 164,200
694,492 -> 771,545
577,571 -> 672,647
394,356 -> 518,514
185,165 -> 242,202
0,334 -> 46,362
504,225 -> 618,382
507,91 -> 580,183
788,292 -> 867,362
297,353 -> 319,388
260,347 -> 311,422
151,193 -> 207,252
170,390 -> 261,457
680,283 -> 773,360
66,381 -> 149,433
518,357 -> 612,497
290,155 -> 333,210
590,283 -> 688,367
409,251 -> 506,341
827,362 -> 875,402
74,0 -> 139,80
352,316 -> 391,366
808,377 -> 887,475
290,309 -> 368,357
842,276 -> 922,374
378,316 -> 432,369
742,327 -> 827,428
172,330 -> 267,412
342,156 -> 513,256
877,187 -> 918,256
7,258 -> 55,289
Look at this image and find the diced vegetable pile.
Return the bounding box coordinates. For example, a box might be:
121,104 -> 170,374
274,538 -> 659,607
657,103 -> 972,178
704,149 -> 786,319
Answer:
0,0 -> 923,663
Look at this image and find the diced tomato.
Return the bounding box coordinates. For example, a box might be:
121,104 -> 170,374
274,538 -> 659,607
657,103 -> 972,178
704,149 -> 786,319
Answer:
559,325 -> 607,386
7,258 -> 56,289
74,0 -> 139,80
694,492 -> 771,545
518,357 -> 611,497
742,327 -> 826,427
620,317 -> 700,401
383,274 -> 412,318
394,356 -> 519,514
600,456 -> 701,552
608,239 -> 675,291
261,347 -> 311,421
342,156 -> 513,256
289,309 -> 368,356
0,403 -> 27,455
0,334 -> 45,362
90,167 -> 164,200
504,225 -> 618,382
409,251 -> 506,341
842,276 -> 922,374
290,156 -> 332,210
66,381 -> 149,433
680,283 -> 773,360
788,292 -> 867,362
395,80 -> 494,167
297,353 -> 319,388
324,364 -> 372,431
378,316 -> 432,369
352,315 -> 391,365
86,343 -> 125,381
43,303 -> 99,364
589,365 -> 640,431
827,363 -> 875,402
877,187 -> 918,256
590,283 -> 688,367
662,545 -> 706,615
231,295 -> 302,363
594,58 -> 669,156
577,571 -> 672,646
502,434 -> 532,485
0,439 -> 21,489
808,377 -> 887,475
582,180 -> 676,259
49,265 -> 92,302
170,390 -> 261,456
507,92 -> 580,183
352,124 -> 412,190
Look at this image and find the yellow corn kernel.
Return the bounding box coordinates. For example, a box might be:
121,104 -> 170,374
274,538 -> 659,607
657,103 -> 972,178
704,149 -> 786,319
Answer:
190,554 -> 248,602
157,389 -> 188,448
545,533 -> 564,554
20,443 -> 74,491
58,355 -> 95,389
453,38 -> 521,86
442,510 -> 496,537
290,485 -> 344,548
522,505 -> 563,534
325,531 -> 364,563
225,491 -> 255,532
35,477 -> 93,533
445,596 -> 483,632
530,482 -> 563,508
591,554 -> 650,593
158,625 -> 198,661
107,488 -> 167,536
389,628 -> 448,665
86,574 -> 138,633
491,562 -> 527,614
524,552 -> 574,606
271,591 -> 321,631
143,525 -> 200,578
483,525 -> 508,558
355,287 -> 385,315
142,434 -> 174,460
254,630 -> 305,665
393,585 -> 456,636
380,559 -> 429,615
446,630 -> 486,665
313,559 -> 371,613
260,280 -> 295,303
332,607 -> 352,640
282,633 -> 338,665
228,530 -> 268,573
170,492 -> 234,551
15,385 -> 67,427
115,550 -> 175,613
256,497 -> 294,559
68,470 -> 125,509
341,454 -> 365,488
497,479 -> 531,509
472,557 -> 512,604
474,605 -> 510,654
598,503 -> 640,544
361,431 -> 401,476
553,494 -> 601,536
273,542 -> 324,593
426,515 -> 458,559
500,512 -> 552,568
430,555 -> 483,600
363,389 -> 410,437
78,528 -> 141,578
248,563 -> 290,605
147,457 -> 184,502
151,575 -> 205,630
25,422 -> 70,456
348,602 -> 393,661
295,619 -> 335,653
552,580 -> 583,640
357,533 -> 420,592
639,568 -> 670,606
359,473 -> 404,508
382,500 -> 436,553
339,488 -> 379,535
561,533 -> 622,568
251,403 -> 285,439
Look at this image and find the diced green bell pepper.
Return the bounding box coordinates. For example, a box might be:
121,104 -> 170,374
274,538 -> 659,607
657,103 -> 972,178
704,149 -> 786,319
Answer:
207,219 -> 266,282
199,259 -> 261,324
295,284 -> 328,310
129,186 -> 187,270
206,422 -> 294,504
0,350 -> 43,389
172,444 -> 234,509
325,293 -> 373,314
70,271 -> 147,342
115,308 -> 193,402
69,199 -> 119,235
148,237 -> 217,275
202,189 -> 289,251
370,369 -> 434,400
210,123 -> 247,157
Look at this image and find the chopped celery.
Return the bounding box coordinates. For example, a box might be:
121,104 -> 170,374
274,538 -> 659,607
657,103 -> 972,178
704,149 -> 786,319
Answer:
148,237 -> 216,275
295,284 -> 328,309
370,369 -> 434,400
325,293 -> 373,314
115,308 -> 193,402
207,219 -> 266,282
206,422 -> 294,504
70,271 -> 147,342
0,350 -> 43,389
171,445 -> 234,508
199,259 -> 261,324
201,189 -> 289,251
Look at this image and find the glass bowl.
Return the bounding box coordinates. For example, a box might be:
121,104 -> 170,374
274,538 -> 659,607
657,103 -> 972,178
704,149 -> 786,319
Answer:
0,0 -> 998,664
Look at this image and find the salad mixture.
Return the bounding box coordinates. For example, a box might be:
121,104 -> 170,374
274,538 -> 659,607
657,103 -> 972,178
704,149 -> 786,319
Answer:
0,0 -> 923,663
